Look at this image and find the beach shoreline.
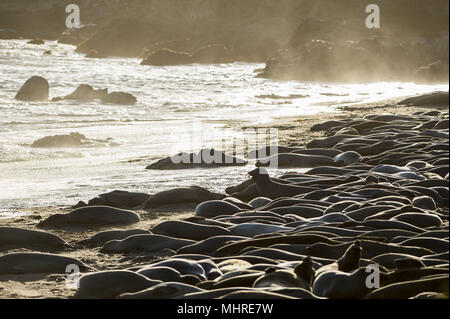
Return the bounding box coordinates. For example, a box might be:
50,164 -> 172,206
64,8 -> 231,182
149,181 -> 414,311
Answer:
1,94 -> 448,298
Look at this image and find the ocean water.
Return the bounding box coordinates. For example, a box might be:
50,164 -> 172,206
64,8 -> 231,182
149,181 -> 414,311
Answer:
0,39 -> 447,210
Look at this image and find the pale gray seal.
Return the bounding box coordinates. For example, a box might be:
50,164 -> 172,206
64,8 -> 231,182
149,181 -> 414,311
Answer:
248,197 -> 272,209
148,258 -> 207,280
333,151 -> 363,166
195,200 -> 241,218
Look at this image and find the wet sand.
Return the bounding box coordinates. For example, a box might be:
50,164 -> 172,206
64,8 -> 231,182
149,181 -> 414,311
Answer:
0,96 -> 448,299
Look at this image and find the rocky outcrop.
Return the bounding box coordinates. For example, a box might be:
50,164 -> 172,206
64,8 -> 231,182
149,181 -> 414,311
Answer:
27,38 -> 45,45
76,19 -> 163,58
101,92 -> 137,105
15,76 -> 49,101
146,149 -> 247,170
31,133 -> 87,148
414,61 -> 449,84
192,44 -> 231,64
52,84 -> 107,102
85,50 -> 107,59
52,85 -> 136,105
258,0 -> 449,83
141,48 -> 193,66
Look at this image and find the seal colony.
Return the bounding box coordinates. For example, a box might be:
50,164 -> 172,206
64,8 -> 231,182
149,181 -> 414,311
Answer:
0,103 -> 448,299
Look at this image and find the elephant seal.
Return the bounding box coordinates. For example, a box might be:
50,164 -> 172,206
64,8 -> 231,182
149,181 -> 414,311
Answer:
143,186 -> 224,208
253,257 -> 315,290
0,227 -> 71,252
176,236 -> 247,255
256,153 -> 336,168
248,168 -> 317,199
220,290 -> 296,299
77,270 -> 160,298
223,197 -> 253,210
312,267 -> 384,298
391,213 -> 442,228
87,190 -> 150,208
37,206 -> 141,228
217,259 -> 252,273
399,238 -> 449,254
100,235 -> 194,254
0,253 -> 92,275
316,241 -> 362,276
366,275 -> 449,299
148,258 -> 207,280
77,229 -> 150,247
151,220 -> 231,240
334,151 -> 363,166
229,223 -> 294,237
370,253 -> 425,270
248,197 -> 272,209
195,200 -> 241,218
137,266 -> 184,282
119,282 -> 203,299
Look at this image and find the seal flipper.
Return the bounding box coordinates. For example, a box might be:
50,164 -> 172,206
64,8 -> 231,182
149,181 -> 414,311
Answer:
337,241 -> 361,272
294,256 -> 315,288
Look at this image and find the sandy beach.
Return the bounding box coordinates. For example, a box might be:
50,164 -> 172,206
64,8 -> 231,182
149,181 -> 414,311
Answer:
1,96 -> 448,299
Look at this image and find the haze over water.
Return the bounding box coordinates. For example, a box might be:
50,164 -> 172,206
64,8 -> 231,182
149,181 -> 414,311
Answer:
0,40 -> 447,210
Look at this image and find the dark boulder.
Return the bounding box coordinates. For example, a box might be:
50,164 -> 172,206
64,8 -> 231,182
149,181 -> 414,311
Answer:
414,61 -> 449,83
15,76 -> 49,101
141,48 -> 193,66
27,38 -> 45,45
101,92 -> 137,105
52,85 -> 108,102
31,133 -> 87,148
192,44 -> 231,64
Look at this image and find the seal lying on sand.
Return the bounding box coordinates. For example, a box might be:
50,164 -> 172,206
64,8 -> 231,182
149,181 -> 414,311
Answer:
151,220 -> 232,241
100,235 -> 195,254
0,227 -> 71,252
248,168 -> 317,199
77,229 -> 150,247
77,270 -> 161,298
253,257 -> 315,290
143,186 -> 225,208
37,206 -> 141,228
256,153 -> 336,168
87,190 -> 150,209
0,253 -> 93,275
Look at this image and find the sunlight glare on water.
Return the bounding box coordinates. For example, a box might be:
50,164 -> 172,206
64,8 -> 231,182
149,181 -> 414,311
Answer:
0,40 -> 448,209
